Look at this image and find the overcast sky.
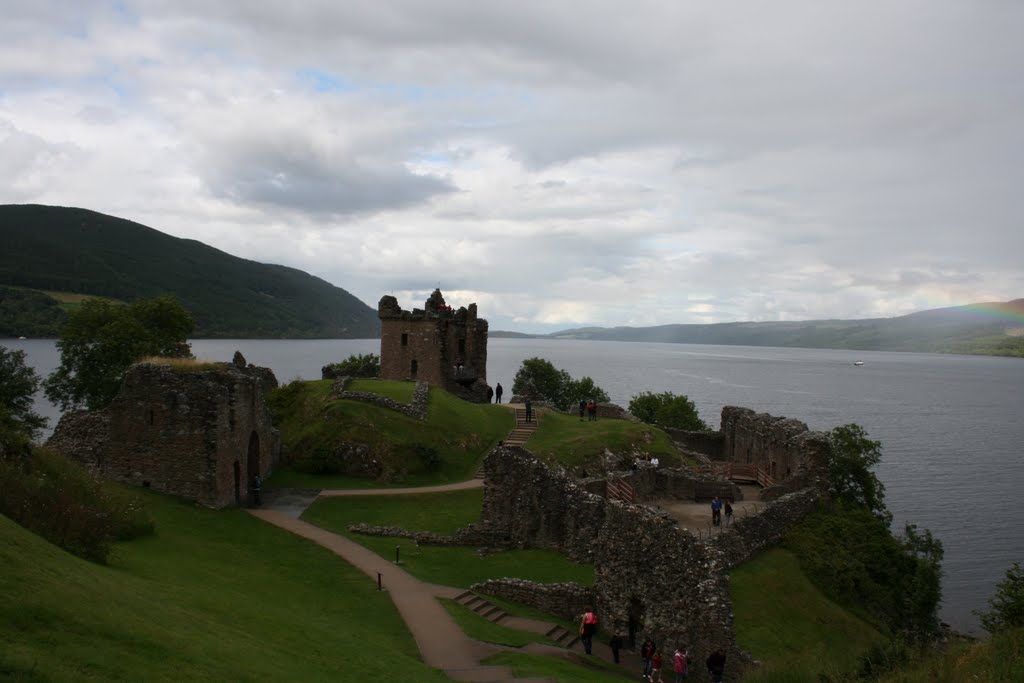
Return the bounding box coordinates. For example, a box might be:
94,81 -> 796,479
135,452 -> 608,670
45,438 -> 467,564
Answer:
2,1 -> 1021,332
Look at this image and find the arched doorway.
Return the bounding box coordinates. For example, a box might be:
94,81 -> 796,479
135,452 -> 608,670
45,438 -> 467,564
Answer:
247,431 -> 260,506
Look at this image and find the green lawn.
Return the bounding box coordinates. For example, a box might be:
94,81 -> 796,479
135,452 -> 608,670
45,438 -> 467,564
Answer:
267,380 -> 513,486
0,493 -> 449,682
485,651 -> 632,681
302,491 -> 595,588
347,377 -> 415,402
731,547 -> 885,680
526,409 -> 685,472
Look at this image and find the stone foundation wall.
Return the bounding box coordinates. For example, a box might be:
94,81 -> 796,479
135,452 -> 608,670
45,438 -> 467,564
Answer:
720,406 -> 830,482
471,579 -> 595,622
329,377 -> 430,420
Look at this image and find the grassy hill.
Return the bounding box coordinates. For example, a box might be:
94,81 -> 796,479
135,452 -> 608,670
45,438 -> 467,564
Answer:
0,494 -> 449,681
0,204 -> 379,338
543,300 -> 1024,357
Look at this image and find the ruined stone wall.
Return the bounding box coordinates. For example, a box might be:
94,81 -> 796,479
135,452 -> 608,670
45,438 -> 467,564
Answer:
664,427 -> 725,459
720,406 -> 830,484
47,360 -> 280,508
477,447 -> 740,672
471,579 -> 595,622
710,487 -> 822,568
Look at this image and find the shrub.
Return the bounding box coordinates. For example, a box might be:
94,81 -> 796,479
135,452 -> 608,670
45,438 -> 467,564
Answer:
628,391 -> 709,430
976,562 -> 1024,634
0,447 -> 154,563
324,353 -> 381,378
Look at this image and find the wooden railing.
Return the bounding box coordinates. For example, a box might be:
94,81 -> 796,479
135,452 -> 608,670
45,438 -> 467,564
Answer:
606,478 -> 636,504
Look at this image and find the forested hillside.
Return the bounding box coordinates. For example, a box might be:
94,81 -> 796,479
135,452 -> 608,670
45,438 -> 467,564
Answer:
0,205 -> 379,338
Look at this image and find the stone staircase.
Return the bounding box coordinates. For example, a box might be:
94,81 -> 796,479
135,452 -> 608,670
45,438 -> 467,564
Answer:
503,405 -> 538,448
475,405 -> 539,479
453,590 -> 579,651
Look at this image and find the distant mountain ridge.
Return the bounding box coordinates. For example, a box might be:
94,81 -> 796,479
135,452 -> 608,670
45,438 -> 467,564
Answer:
495,300 -> 1024,357
0,204 -> 379,338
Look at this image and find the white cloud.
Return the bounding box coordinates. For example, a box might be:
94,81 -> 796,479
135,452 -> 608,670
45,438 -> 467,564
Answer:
1,0 -> 1022,332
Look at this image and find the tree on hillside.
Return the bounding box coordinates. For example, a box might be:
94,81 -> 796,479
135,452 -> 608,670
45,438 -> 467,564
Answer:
44,296 -> 194,411
512,357 -> 609,411
628,391 -> 709,431
976,562 -> 1024,634
0,346 -> 47,446
826,423 -> 890,523
324,353 -> 380,378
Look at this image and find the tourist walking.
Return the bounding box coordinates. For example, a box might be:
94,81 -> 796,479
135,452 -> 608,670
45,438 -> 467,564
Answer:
673,646 -> 688,682
486,385 -> 494,402
711,496 -> 722,526
724,500 -> 733,526
525,398 -> 533,423
579,399 -> 586,422
641,637 -> 656,680
706,648 -> 726,683
495,383 -> 503,403
579,607 -> 598,655
587,400 -> 596,421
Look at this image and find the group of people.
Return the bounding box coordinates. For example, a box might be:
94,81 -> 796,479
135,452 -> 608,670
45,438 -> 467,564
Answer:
578,399 -> 598,421
580,609 -> 727,682
710,496 -> 733,527
487,382 -> 503,403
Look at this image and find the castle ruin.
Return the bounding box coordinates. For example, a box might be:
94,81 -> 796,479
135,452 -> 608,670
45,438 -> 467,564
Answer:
46,353 -> 281,509
378,289 -> 491,402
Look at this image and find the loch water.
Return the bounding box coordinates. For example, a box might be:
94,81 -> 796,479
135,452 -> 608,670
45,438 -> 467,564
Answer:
7,336 -> 1023,634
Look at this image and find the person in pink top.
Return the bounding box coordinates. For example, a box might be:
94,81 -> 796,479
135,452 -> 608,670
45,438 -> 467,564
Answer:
673,646 -> 689,681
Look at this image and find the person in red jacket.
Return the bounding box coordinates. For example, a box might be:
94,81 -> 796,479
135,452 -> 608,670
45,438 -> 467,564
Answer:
673,646 -> 689,682
650,649 -> 664,682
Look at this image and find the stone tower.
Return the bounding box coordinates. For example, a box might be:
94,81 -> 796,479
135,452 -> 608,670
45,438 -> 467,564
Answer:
378,289 -> 491,402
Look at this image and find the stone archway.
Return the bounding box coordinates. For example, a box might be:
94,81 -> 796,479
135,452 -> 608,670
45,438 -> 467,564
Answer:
247,431 -> 260,505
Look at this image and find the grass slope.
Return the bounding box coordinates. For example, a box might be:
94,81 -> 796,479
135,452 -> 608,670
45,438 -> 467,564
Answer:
0,493 -> 449,682
730,547 -> 885,679
526,409 -> 685,473
0,204 -> 378,338
268,380 -> 514,485
302,490 -> 594,588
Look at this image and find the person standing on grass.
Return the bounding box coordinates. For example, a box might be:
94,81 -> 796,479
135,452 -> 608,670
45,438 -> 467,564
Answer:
579,607 -> 598,655
579,399 -> 586,421
673,646 -> 688,681
641,637 -> 656,680
609,634 -> 622,663
650,649 -> 663,682
495,383 -> 503,403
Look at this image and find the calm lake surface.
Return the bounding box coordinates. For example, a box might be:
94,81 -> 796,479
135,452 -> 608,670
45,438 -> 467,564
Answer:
7,336 -> 1023,634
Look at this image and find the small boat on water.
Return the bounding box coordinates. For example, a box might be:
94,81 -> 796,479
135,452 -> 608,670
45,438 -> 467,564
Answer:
853,360 -> 864,366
